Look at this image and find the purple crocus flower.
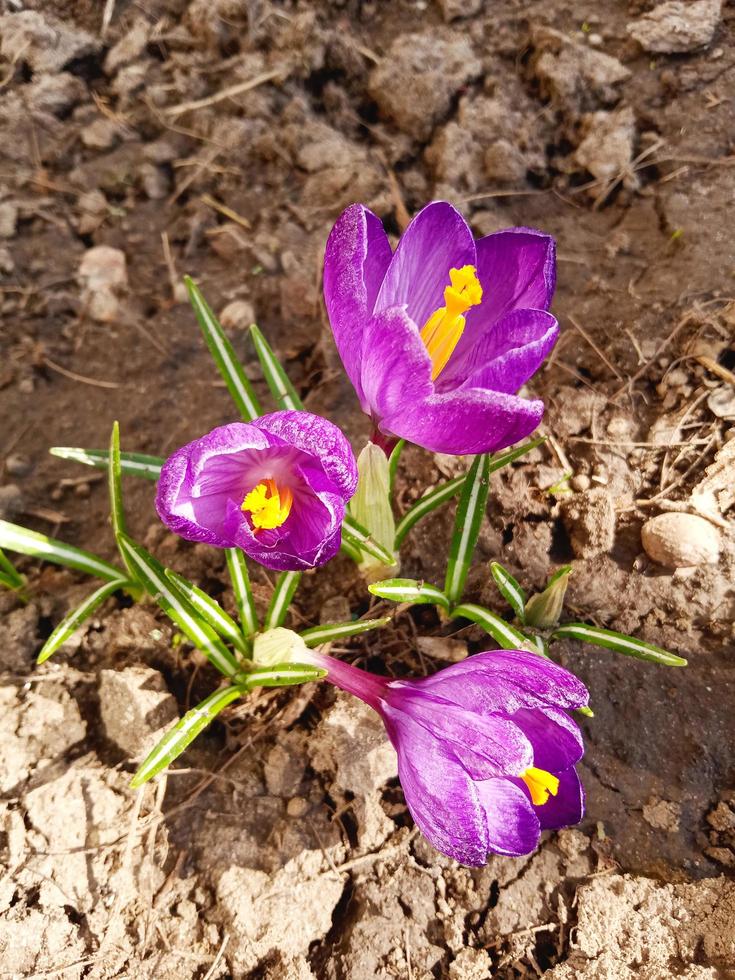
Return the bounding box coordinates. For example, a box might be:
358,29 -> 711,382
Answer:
323,201 -> 559,455
303,646 -> 588,864
155,411 -> 358,571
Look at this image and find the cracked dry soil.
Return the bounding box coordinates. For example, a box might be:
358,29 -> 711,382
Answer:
0,0 -> 734,977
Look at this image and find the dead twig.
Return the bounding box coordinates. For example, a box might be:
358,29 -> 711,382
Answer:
165,68 -> 286,118
43,357 -> 120,389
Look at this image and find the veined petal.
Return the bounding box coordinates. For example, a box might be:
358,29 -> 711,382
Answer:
476,778 -> 541,857
374,201 -> 476,328
475,227 -> 556,320
385,387 -> 545,456
532,767 -> 584,831
323,204 -> 393,407
512,706 -> 584,771
413,650 -> 589,714
383,702 -> 489,866
439,309 -> 559,395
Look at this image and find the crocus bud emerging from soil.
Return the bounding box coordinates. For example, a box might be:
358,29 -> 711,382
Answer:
301,645 -> 589,865
155,412 -> 358,571
323,201 -> 559,456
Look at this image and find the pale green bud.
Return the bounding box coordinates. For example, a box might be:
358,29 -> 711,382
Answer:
525,566 -> 572,629
350,441 -> 399,583
252,627 -> 309,667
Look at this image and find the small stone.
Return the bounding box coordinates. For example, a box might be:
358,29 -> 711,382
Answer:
627,0 -> 721,54
138,162 -> 169,199
641,512 -> 721,568
416,636 -> 468,662
5,454 -> 31,477
78,245 -> 127,323
74,482 -> 91,498
574,107 -> 637,188
560,487 -> 616,558
0,484 -> 24,521
0,201 -> 18,239
219,300 -> 255,332
80,118 -> 121,151
286,796 -> 310,818
98,666 -> 178,761
707,386 -> 735,420
707,801 -> 735,833
570,474 -> 591,492
642,797 -> 680,832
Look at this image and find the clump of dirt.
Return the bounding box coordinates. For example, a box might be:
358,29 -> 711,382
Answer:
1,0 -> 734,976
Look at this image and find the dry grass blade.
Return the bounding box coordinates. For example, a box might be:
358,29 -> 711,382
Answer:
165,68 -> 286,117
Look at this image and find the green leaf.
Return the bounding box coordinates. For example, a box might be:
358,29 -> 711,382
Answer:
50,447 -> 163,480
525,565 -> 572,629
117,533 -> 241,677
131,685 -> 243,787
0,520 -> 126,583
444,454 -> 491,606
339,536 -> 363,563
225,548 -> 258,638
394,475 -> 465,549
37,578 -> 127,664
0,546 -> 24,589
264,570 -> 301,630
184,275 -> 261,421
368,578 -> 449,610
451,602 -> 536,652
165,569 -> 249,656
300,616 -> 391,647
490,561 -> 527,623
341,514 -> 395,566
488,437 -> 545,473
240,662 -> 326,689
551,623 -> 687,667
108,421 -> 139,586
249,323 -> 304,411
388,439 -> 405,492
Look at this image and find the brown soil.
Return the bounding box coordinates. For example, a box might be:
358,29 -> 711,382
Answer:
1,0 -> 734,977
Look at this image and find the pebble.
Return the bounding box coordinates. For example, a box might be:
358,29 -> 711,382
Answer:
219,299 -> 256,332
641,512 -> 721,568
0,201 -> 18,239
627,0 -> 721,54
5,453 -> 31,477
78,245 -> 128,323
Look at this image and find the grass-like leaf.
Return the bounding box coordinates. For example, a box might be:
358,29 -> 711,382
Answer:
264,570 -> 301,630
165,569 -> 249,656
444,453 -> 491,606
37,578 -> 127,664
50,447 -> 163,480
490,561 -> 527,623
342,514 -> 394,565
551,623 -> 687,667
240,662 -> 326,689
185,275 -> 261,421
131,684 -> 243,788
249,323 -> 304,411
339,536 -> 363,563
117,533 -> 241,677
300,616 -> 391,647
0,520 -> 126,583
225,548 -> 258,638
452,602 -> 536,652
394,475 -> 465,549
368,578 -> 450,610
108,421 -> 139,586
388,439 -> 405,491
0,546 -> 24,589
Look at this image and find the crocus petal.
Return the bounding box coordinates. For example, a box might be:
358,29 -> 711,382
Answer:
475,227 -> 556,320
390,688 -> 533,778
323,204 -> 393,407
254,411 -> 358,500
438,309 -> 559,395
533,768 -> 585,831
374,201 -> 476,327
413,650 -> 589,715
476,778 -> 541,857
512,706 -> 584,771
383,703 -> 490,866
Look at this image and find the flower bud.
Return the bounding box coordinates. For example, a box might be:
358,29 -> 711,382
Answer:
525,566 -> 572,629
350,442 -> 399,582
252,627 -> 309,667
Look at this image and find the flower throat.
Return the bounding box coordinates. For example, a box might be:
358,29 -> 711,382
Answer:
420,265 -> 482,380
242,479 -> 293,531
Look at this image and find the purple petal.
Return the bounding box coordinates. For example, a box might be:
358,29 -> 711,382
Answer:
512,706 -> 584,771
438,309 -> 559,395
254,411 -> 358,501
533,767 -> 585,831
388,687 -> 533,778
323,204 -> 393,407
374,201 -> 476,328
383,702 -> 490,866
475,227 -> 556,320
413,650 -> 589,714
476,778 -> 541,857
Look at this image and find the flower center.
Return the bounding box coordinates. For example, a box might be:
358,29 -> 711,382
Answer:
241,479 -> 293,531
521,766 -> 560,806
420,265 -> 483,381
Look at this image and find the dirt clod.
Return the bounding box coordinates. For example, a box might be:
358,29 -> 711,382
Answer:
627,0 -> 722,54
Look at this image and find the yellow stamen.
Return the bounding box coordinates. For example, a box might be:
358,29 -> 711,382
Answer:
521,766 -> 560,807
241,478 -> 293,531
420,264 -> 483,381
